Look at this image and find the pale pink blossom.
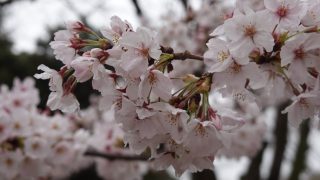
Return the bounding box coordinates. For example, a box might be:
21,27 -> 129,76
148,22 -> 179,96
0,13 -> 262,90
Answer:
138,69 -> 173,102
34,65 -> 79,113
50,30 -> 80,66
204,38 -> 250,73
264,0 -> 306,29
223,11 -> 275,57
119,27 -> 162,78
101,16 -> 133,45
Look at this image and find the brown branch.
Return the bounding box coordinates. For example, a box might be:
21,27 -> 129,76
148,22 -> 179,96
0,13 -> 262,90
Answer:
84,149 -> 149,161
173,51 -> 204,61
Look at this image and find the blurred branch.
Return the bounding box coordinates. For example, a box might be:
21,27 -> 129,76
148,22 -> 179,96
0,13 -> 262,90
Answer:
143,170 -> 177,180
267,103 -> 289,180
288,119 -> 310,180
84,149 -> 149,161
0,0 -> 14,6
131,0 -> 143,17
0,0 -> 34,7
179,0 -> 188,10
192,169 -> 216,180
241,142 -> 267,180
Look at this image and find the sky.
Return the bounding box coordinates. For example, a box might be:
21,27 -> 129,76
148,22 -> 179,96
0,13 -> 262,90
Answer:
2,0 -> 194,53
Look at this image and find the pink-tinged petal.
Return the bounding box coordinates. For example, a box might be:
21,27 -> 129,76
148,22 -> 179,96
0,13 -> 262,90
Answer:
264,0 -> 280,11
120,31 -> 141,48
138,73 -> 152,102
70,58 -> 94,82
152,70 -> 173,101
120,56 -> 147,78
224,18 -> 245,40
253,31 -> 274,52
304,33 -> 320,51
230,37 -> 255,58
280,46 -> 296,67
210,24 -> 224,36
283,101 -> 301,127
288,60 -> 315,86
302,3 -> 320,26
53,30 -> 73,41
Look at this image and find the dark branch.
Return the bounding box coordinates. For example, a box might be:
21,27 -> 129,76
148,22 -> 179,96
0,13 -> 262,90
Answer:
192,169 -> 216,180
288,119 -> 310,180
131,0 -> 143,17
179,0 -> 188,10
0,0 -> 15,7
84,149 -> 149,161
267,103 -> 289,180
241,142 -> 267,180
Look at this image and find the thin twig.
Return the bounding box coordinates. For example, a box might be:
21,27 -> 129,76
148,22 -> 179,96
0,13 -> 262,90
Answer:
173,51 -> 204,61
84,149 -> 149,161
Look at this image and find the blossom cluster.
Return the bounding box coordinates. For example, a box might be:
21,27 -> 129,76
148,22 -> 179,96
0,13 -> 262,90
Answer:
205,0 -> 320,127
0,78 -> 90,179
34,0 -> 320,176
0,78 -> 149,179
88,109 -> 147,180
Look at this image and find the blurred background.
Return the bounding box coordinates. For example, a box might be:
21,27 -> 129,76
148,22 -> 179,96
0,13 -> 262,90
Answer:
1,0 -> 320,180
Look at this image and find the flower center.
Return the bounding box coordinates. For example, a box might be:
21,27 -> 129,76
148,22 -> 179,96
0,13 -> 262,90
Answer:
244,25 -> 256,37
228,63 -> 242,74
195,124 -> 207,137
217,51 -> 229,62
277,5 -> 288,18
294,47 -> 305,60
299,98 -> 309,108
5,158 -> 13,167
32,142 -> 40,151
148,72 -> 157,85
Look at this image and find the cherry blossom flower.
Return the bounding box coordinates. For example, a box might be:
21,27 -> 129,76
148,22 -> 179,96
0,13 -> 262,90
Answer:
0,150 -> 23,179
70,48 -> 108,82
138,69 -> 173,102
119,27 -> 162,78
101,16 -> 133,45
34,65 -> 79,113
204,38 -> 249,73
264,0 -> 306,29
280,33 -> 320,86
301,0 -> 320,26
50,30 -> 81,66
24,136 -> 50,159
223,10 -> 275,57
282,77 -> 320,127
